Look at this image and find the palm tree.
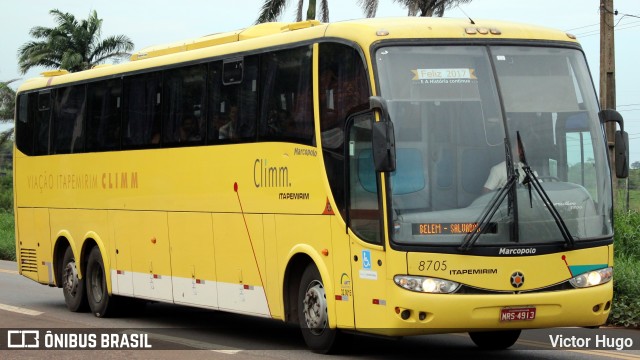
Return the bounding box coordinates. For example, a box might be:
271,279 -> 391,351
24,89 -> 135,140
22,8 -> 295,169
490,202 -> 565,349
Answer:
17,9 -> 134,74
256,0 -> 330,23
361,0 -> 472,17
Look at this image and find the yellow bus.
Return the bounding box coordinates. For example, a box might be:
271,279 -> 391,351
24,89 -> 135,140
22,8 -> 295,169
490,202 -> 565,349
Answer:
14,17 -> 628,352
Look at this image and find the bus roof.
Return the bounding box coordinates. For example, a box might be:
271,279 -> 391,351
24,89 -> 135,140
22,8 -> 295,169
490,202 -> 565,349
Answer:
17,17 -> 577,92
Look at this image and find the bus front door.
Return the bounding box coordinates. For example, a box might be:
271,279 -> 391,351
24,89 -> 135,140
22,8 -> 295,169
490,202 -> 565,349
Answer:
347,112 -> 389,332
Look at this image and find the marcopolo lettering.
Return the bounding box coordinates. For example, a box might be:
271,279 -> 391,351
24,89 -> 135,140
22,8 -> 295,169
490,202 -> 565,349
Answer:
498,247 -> 537,255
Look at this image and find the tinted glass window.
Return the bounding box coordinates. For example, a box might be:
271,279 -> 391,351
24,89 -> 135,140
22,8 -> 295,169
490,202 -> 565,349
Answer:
260,46 -> 314,144
52,85 -> 86,154
15,94 -> 33,155
123,73 -> 162,148
319,42 -> 370,216
207,61 -> 223,143
87,79 -> 121,151
163,64 -> 206,146
209,57 -> 258,143
33,92 -> 51,155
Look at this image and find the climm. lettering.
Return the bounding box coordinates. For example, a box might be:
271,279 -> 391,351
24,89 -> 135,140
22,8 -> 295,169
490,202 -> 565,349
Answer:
254,159 -> 290,188
101,172 -> 138,190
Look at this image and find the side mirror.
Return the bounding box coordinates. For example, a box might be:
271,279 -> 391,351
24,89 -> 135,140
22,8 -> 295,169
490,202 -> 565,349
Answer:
599,109 -> 628,179
369,96 -> 396,172
599,109 -> 624,128
615,130 -> 629,178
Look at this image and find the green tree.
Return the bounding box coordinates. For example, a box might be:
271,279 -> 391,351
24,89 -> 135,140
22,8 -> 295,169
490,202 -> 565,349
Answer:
0,79 -> 17,122
0,79 -> 17,159
360,0 -> 473,17
256,0 -> 329,23
17,9 -> 134,74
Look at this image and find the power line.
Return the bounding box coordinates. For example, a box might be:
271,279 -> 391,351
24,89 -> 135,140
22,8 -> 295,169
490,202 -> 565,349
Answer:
565,23 -> 599,32
571,11 -> 640,37
616,24 -> 640,32
577,24 -> 640,38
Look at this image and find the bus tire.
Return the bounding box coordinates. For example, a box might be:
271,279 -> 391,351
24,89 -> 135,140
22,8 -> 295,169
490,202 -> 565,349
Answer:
86,247 -> 113,318
62,247 -> 88,312
468,329 -> 521,350
298,264 -> 337,353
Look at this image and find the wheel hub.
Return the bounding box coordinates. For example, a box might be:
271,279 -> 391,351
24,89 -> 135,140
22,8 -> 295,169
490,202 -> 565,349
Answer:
63,261 -> 79,296
302,280 -> 328,335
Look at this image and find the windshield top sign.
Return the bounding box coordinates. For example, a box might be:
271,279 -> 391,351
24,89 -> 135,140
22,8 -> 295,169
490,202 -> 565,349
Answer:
411,68 -> 477,80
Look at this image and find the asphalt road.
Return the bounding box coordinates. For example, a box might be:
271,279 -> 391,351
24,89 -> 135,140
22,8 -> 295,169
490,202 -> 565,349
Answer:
0,259 -> 638,360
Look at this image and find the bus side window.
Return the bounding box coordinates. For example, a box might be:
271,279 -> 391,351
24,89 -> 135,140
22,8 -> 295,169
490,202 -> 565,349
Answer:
52,85 -> 86,154
15,94 -> 33,155
237,56 -> 258,140
348,114 -> 382,244
163,64 -> 206,146
34,91 -> 51,156
86,79 -> 122,152
207,61 -> 223,143
259,45 -> 314,144
123,73 -> 162,148
213,56 -> 258,143
319,42 -> 371,217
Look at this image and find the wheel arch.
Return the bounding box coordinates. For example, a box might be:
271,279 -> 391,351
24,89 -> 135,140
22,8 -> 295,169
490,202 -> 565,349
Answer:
51,231 -> 110,293
80,232 -> 111,295
52,235 -> 72,288
52,230 -> 79,287
282,246 -> 335,326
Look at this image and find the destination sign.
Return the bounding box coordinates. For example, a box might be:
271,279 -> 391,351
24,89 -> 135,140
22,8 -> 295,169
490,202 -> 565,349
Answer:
412,222 -> 497,235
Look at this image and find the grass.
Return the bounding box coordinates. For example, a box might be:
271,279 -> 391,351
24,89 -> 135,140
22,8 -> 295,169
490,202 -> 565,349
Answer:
610,209 -> 640,327
0,211 -> 15,261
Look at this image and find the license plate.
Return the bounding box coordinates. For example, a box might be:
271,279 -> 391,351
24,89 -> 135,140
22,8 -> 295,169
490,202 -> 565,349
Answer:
500,307 -> 536,322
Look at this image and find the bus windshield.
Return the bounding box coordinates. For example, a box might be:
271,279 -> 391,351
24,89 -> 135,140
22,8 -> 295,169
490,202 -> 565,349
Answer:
374,45 -> 612,247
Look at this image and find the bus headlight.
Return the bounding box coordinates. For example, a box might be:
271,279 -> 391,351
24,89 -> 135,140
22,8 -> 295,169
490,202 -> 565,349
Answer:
394,275 -> 460,294
569,267 -> 612,288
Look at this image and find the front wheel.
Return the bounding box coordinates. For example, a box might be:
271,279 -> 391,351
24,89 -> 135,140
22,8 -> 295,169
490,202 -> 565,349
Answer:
298,264 -> 337,353
469,329 -> 521,350
62,247 -> 88,312
86,247 -> 114,317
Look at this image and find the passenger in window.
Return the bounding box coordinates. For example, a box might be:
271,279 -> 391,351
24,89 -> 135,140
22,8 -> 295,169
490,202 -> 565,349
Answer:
219,105 -> 238,139
179,117 -> 201,142
319,70 -> 341,149
320,71 -> 367,149
266,108 -> 290,137
150,122 -> 161,145
482,142 -> 538,193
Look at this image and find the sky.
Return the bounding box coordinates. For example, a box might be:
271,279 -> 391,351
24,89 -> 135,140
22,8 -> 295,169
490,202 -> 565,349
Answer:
1,0 -> 638,161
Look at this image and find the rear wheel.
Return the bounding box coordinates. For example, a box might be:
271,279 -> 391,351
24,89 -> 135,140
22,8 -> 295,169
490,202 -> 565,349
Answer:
298,264 -> 337,353
62,247 -> 88,312
469,330 -> 521,350
86,247 -> 114,317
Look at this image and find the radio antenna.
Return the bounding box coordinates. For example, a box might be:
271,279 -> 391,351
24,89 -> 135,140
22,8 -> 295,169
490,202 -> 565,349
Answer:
458,6 -> 476,25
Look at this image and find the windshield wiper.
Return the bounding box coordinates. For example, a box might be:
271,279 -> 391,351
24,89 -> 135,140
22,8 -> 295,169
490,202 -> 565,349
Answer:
459,174 -> 517,251
517,132 -> 575,248
459,140 -> 517,252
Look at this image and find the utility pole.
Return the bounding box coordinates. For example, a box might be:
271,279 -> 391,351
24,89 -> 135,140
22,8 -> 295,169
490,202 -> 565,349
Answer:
600,0 -> 617,197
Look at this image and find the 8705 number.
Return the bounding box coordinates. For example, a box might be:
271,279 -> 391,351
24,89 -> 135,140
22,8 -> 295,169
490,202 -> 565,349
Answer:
418,260 -> 447,272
